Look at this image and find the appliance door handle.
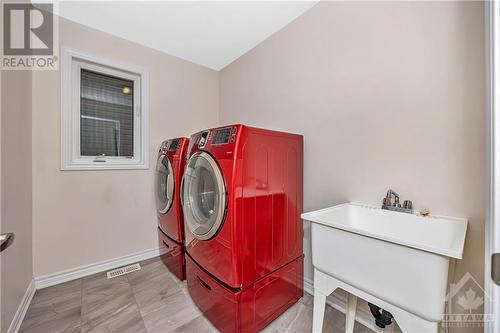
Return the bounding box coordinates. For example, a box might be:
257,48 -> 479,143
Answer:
162,240 -> 170,249
180,175 -> 186,207
196,276 -> 211,291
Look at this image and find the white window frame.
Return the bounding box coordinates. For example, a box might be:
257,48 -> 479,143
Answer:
61,48 -> 149,170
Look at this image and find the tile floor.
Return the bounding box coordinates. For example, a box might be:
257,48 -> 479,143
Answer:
20,257 -> 377,333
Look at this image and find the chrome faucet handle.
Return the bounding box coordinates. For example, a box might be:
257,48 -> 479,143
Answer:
403,200 -> 413,209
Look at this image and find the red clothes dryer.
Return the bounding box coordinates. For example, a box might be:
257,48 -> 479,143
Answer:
155,137 -> 189,281
181,125 -> 303,332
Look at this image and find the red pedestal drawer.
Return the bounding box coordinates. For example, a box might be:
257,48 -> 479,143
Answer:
186,254 -> 303,333
158,228 -> 185,281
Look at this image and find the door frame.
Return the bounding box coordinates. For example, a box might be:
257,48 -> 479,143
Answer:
486,1 -> 500,332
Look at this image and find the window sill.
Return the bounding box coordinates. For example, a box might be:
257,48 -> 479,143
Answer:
60,162 -> 149,171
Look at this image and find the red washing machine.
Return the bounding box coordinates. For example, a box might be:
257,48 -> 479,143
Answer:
155,137 -> 189,281
181,124 -> 304,333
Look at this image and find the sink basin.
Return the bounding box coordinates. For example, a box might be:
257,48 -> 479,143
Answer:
301,202 -> 468,330
302,202 -> 467,259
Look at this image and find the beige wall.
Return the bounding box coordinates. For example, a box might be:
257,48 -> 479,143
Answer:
4,3 -> 487,330
1,69 -> 33,333
220,0 -> 485,298
32,18 -> 219,277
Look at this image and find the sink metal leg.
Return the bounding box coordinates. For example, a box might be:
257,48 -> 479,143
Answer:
313,290 -> 326,333
345,293 -> 357,333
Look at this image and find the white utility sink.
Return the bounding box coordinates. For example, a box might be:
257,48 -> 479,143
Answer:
301,202 -> 468,333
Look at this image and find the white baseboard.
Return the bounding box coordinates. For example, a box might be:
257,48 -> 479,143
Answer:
304,277 -> 387,333
35,247 -> 162,290
7,278 -> 35,333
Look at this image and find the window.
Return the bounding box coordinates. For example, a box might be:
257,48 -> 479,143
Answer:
61,48 -> 149,170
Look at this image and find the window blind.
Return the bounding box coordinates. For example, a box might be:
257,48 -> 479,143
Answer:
80,69 -> 134,157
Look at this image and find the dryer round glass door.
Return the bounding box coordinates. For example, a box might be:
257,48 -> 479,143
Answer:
182,151 -> 226,240
155,155 -> 174,214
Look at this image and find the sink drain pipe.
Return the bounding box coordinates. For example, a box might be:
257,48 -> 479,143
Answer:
368,303 -> 394,328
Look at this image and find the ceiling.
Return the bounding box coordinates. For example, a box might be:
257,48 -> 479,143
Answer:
54,1 -> 318,70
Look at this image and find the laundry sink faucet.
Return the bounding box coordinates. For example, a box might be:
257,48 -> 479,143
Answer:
385,189 -> 400,207
382,189 -> 413,214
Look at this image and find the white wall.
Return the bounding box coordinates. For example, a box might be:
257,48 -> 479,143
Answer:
220,0 -> 485,305
31,18 -> 219,277
1,70 -> 33,333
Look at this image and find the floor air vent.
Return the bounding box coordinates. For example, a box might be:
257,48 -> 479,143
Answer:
106,263 -> 141,279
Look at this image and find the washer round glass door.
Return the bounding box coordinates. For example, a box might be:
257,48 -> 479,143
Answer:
182,151 -> 226,240
155,155 -> 174,214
